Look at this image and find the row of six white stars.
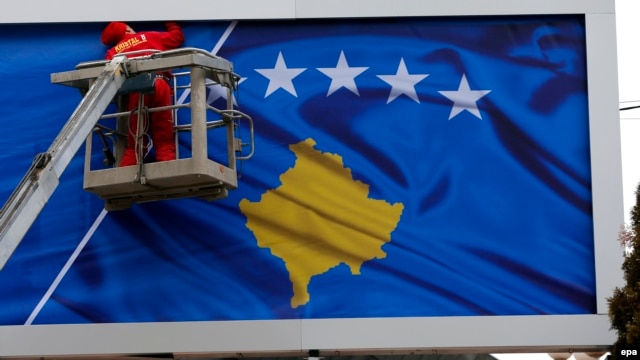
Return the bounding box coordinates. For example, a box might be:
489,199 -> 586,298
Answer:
251,51 -> 492,120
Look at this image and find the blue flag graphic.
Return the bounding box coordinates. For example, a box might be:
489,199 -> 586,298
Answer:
0,15 -> 593,325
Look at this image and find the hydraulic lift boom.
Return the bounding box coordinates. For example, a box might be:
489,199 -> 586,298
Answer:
0,56 -> 129,270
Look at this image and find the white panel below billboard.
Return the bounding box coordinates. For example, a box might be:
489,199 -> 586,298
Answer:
0,315 -> 614,358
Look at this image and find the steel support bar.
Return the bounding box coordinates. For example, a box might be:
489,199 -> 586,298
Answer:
190,66 -> 208,163
225,87 -> 237,170
0,56 -> 128,270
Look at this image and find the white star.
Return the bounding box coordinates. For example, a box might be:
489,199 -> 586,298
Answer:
317,51 -> 368,96
206,78 -> 246,106
255,52 -> 306,98
376,58 -> 429,104
438,74 -> 491,120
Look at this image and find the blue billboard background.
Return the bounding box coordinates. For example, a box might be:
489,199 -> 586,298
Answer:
0,15 -> 593,325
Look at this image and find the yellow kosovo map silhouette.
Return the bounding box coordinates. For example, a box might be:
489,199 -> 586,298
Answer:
239,138 -> 404,308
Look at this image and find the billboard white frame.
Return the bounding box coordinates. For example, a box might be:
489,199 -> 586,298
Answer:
0,0 -> 624,357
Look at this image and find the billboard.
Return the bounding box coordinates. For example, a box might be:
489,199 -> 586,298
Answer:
0,0 -> 623,357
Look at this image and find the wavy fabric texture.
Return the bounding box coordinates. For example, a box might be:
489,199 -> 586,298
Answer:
0,16 -> 593,325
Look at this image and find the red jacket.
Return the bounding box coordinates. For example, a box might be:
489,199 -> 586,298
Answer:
105,22 -> 184,60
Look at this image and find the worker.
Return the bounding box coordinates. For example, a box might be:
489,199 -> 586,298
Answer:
101,21 -> 185,167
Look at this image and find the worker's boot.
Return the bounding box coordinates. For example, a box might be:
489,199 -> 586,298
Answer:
151,115 -> 176,162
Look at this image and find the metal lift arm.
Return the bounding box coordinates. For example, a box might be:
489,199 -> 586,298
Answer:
0,56 -> 129,270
